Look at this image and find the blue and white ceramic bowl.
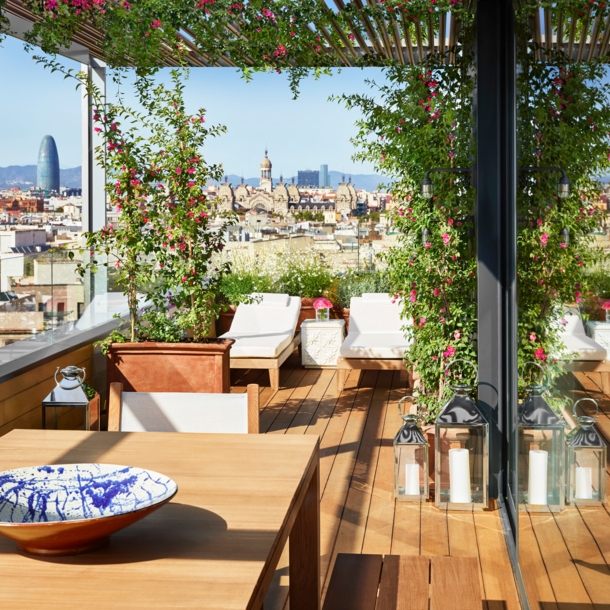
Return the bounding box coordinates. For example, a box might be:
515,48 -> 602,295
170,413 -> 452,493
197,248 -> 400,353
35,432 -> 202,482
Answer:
0,464 -> 178,555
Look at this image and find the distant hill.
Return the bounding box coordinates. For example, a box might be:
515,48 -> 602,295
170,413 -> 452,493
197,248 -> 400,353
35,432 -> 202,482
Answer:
212,170 -> 392,192
0,165 -> 82,190
2,164 -> 389,192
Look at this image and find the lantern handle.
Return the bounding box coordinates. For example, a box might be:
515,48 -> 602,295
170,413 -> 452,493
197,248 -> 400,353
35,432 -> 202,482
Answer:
520,361 -> 547,386
398,396 -> 416,418
444,359 -> 478,385
573,397 -> 599,424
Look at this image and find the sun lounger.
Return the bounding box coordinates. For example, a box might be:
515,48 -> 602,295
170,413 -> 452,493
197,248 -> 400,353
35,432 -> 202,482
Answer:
219,293 -> 301,391
336,293 -> 412,392
559,307 -> 610,392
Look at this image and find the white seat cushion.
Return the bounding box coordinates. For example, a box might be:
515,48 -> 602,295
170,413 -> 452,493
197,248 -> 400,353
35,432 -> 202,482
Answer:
562,334 -> 608,361
362,292 -> 391,302
349,296 -> 406,334
223,331 -> 294,358
340,332 -> 410,359
228,295 -> 300,334
252,292 -> 290,307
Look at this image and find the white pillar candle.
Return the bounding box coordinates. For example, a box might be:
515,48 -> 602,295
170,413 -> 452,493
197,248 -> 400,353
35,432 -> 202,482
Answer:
575,466 -> 593,500
449,448 -> 472,503
528,450 -> 548,505
404,463 -> 420,495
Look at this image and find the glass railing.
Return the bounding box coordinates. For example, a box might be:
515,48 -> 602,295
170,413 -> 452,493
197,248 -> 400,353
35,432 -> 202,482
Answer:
0,249 -> 127,366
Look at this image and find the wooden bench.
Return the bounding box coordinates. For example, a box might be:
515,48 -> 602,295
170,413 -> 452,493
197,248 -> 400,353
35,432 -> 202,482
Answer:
564,360 -> 610,394
322,554 -> 482,610
336,357 -> 413,392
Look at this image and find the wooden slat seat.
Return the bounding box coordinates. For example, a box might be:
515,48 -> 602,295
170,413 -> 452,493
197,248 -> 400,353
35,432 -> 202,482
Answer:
322,553 -> 482,610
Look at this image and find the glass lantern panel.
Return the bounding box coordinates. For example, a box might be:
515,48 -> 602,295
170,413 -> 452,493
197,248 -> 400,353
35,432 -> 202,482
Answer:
437,426 -> 486,505
395,444 -> 427,500
570,448 -> 606,503
518,427 -> 564,510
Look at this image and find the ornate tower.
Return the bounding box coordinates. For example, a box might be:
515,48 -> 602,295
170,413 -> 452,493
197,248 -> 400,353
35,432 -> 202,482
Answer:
259,149 -> 272,193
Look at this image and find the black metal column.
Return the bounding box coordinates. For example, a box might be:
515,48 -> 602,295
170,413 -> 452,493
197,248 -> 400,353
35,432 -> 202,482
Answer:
475,0 -> 517,514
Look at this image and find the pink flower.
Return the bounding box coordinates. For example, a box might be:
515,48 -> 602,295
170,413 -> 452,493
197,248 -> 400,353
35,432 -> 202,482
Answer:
188,181 -> 195,187
425,242 -> 431,248
540,233 -> 549,246
560,242 -> 567,248
534,347 -> 547,361
537,218 -> 543,226
432,355 -> 438,361
433,288 -> 441,297
446,278 -> 452,285
187,168 -> 195,174
313,298 -> 333,310
420,317 -> 426,325
442,233 -> 450,246
443,346 -> 456,358
602,301 -> 610,311
151,19 -> 162,29
530,333 -> 536,341
175,167 -> 182,174
560,318 -> 567,325
454,331 -> 461,340
410,295 -> 416,302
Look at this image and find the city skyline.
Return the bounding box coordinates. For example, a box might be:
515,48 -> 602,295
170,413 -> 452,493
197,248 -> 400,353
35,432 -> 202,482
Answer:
0,36 -> 385,177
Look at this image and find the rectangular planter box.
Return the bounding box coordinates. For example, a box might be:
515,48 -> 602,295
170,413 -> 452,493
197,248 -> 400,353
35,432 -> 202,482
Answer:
107,340 -> 234,394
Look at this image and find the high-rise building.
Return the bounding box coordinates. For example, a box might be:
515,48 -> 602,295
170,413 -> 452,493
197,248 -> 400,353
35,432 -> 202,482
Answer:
298,169 -> 319,188
37,135 -> 60,195
320,164 -> 329,187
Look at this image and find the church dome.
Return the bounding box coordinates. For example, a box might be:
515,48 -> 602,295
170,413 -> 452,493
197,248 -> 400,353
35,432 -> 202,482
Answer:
261,149 -> 272,169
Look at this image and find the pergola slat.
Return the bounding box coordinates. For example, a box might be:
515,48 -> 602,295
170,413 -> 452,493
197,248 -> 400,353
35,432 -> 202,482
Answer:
588,13 -> 602,61
576,8 -> 591,62
5,0 -> 610,71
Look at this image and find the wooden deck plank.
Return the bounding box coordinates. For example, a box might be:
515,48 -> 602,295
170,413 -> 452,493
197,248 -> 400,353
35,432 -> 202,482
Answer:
430,556 -> 482,610
361,371 -> 408,555
578,505 -> 610,566
519,512 -> 559,610
259,366 -> 309,432
378,555 -> 430,610
319,372 -> 377,591
554,508 -> 610,605
285,370 -> 335,436
529,512 -> 592,608
266,369 -> 323,434
420,502 -> 449,556
474,511 -> 521,610
331,371 -> 392,558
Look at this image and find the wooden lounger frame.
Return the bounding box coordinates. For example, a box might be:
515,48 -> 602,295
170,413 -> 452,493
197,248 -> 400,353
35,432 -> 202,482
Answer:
230,333 -> 301,391
336,356 -> 413,392
564,360 -> 610,394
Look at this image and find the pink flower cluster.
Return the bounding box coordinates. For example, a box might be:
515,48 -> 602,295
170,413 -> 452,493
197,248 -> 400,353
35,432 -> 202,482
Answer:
313,298 -> 333,311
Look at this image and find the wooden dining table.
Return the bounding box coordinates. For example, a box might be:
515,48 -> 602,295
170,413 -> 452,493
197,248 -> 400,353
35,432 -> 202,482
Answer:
0,429 -> 320,610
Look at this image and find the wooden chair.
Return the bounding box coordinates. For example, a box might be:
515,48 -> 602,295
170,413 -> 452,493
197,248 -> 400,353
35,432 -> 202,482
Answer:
323,553 -> 482,610
219,293 -> 302,391
337,294 -> 413,392
108,383 -> 259,434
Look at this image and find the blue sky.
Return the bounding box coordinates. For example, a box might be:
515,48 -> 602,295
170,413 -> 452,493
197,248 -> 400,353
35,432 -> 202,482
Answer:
0,35 -> 385,176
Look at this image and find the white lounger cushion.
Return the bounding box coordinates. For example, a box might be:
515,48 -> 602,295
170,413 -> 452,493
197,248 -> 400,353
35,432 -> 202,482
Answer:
340,332 -> 410,359
220,294 -> 301,358
121,392 -> 249,433
559,308 -> 607,361
252,292 -> 290,307
339,295 -> 411,359
362,292 -> 391,302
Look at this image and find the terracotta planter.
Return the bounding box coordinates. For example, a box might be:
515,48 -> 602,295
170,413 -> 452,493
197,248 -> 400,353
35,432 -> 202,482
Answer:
106,340 -> 234,394
218,305 -> 238,335
297,298 -> 317,332
332,305 -> 350,333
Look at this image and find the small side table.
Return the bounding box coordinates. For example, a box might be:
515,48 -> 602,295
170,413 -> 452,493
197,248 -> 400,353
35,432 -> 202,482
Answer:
301,319 -> 345,369
585,321 -> 610,359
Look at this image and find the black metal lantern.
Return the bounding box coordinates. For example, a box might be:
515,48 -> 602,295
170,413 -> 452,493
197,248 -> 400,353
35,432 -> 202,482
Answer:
567,398 -> 607,506
394,397 -> 429,502
518,362 -> 566,512
421,176 -> 434,199
435,360 -> 489,510
42,366 -> 91,430
557,173 -> 571,199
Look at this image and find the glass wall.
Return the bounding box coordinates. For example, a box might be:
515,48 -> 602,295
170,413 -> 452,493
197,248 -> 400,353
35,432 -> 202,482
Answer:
0,249 -> 125,365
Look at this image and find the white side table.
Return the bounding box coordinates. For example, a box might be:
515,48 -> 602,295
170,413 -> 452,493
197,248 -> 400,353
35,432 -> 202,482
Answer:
585,321 -> 610,358
301,319 -> 345,369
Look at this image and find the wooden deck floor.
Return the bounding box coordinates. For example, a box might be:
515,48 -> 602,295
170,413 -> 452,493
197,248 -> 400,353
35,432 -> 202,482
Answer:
519,372 -> 610,610
230,352 -> 522,610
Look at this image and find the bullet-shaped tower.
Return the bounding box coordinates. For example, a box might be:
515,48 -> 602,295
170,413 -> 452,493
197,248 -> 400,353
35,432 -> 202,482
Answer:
37,135 -> 60,194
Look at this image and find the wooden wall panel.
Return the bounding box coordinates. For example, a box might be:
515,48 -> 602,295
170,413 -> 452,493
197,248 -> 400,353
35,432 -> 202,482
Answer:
0,344 -> 106,436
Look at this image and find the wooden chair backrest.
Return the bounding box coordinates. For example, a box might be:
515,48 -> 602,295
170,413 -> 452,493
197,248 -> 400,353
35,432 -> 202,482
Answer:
108,383 -> 259,434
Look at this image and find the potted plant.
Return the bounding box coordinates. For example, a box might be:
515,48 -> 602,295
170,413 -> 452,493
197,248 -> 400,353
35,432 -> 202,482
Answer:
276,248 -> 334,330
216,250 -> 275,333
74,68 -> 236,393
